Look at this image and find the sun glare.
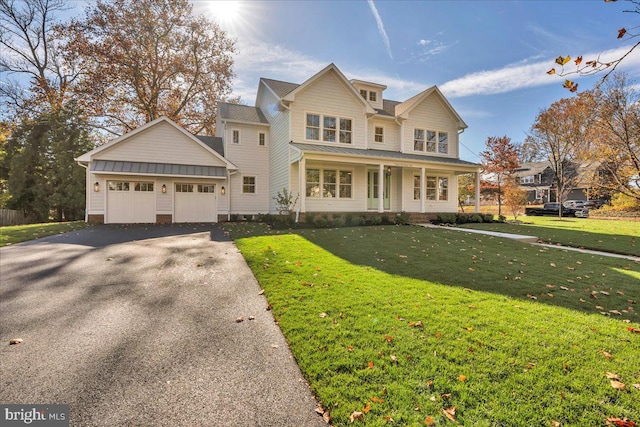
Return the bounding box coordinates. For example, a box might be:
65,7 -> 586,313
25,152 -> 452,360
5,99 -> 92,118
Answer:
207,1 -> 242,26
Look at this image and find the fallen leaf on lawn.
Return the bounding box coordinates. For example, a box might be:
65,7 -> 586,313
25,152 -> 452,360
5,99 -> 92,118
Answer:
390,355 -> 398,363
601,291 -> 610,296
596,306 -> 605,310
525,362 -> 536,370
633,384 -> 640,391
527,294 -> 538,300
627,327 -> 640,334
435,333 -> 441,338
443,406 -> 456,422
466,326 -> 474,332
315,406 -> 325,416
606,372 -> 621,380
319,312 -> 328,318
550,262 -> 557,267
606,417 -> 637,427
248,316 -> 255,320
350,411 -> 364,423
440,393 -> 452,399
368,361 -> 375,369
424,416 -> 435,426
323,412 -> 331,423
235,316 -> 244,323
348,345 -> 354,352
610,380 -> 626,390
9,338 -> 23,345
258,289 -> 265,295
383,334 -> 393,342
372,396 -> 385,403
552,421 -> 562,427
363,402 -> 371,413
599,349 -> 613,359
609,310 -> 622,315
430,395 -> 437,402
468,305 -> 476,309
458,375 -> 467,382
383,415 -> 394,423
560,286 -> 569,291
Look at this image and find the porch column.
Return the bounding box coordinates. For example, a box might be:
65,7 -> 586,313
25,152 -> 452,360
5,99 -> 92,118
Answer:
475,171 -> 480,213
299,157 -> 306,213
420,167 -> 426,213
378,163 -> 384,213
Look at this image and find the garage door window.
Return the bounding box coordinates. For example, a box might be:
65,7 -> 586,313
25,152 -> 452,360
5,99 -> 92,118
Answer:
198,184 -> 215,193
176,184 -> 194,192
109,182 -> 129,191
135,182 -> 154,191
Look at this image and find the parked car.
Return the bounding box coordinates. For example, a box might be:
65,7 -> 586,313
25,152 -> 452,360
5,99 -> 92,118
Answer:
525,203 -> 589,218
563,200 -> 585,209
583,199 -> 607,209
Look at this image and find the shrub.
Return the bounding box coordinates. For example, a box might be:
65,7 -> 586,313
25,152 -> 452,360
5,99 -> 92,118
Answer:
381,215 -> 393,225
456,213 -> 469,224
305,214 -> 316,226
313,216 -> 329,228
469,213 -> 484,223
395,211 -> 411,225
331,216 -> 346,228
345,213 -> 354,225
498,215 -> 506,222
350,216 -> 366,226
230,214 -> 239,221
368,215 -> 382,225
483,214 -> 494,223
435,213 -> 457,224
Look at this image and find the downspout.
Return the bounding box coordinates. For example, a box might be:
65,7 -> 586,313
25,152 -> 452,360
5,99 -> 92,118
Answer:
227,169 -> 239,221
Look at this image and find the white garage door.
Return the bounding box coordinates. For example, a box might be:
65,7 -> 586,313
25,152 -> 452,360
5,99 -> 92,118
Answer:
107,181 -> 156,223
174,183 -> 217,223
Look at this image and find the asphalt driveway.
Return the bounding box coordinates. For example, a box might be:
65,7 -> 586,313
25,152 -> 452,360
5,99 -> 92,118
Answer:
0,224 -> 326,426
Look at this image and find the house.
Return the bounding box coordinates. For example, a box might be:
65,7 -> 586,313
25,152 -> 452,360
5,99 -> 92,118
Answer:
515,160 -> 602,204
76,63 -> 481,224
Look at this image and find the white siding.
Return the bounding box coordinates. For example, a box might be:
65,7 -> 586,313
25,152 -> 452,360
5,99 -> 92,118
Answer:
368,119 -> 400,151
402,94 -> 460,159
257,82 -> 290,213
290,70 -> 367,149
94,121 -> 227,167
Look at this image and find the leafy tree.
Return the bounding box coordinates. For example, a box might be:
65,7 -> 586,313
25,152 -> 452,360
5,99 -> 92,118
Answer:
0,0 -> 77,117
503,179 -> 529,221
480,136 -> 520,217
583,73 -> 640,201
548,0 -> 639,92
457,173 -> 476,212
61,0 -> 236,136
527,94 -> 592,216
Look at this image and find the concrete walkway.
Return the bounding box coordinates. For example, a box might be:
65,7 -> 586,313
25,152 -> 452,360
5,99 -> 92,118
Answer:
0,225 -> 326,427
419,223 -> 640,262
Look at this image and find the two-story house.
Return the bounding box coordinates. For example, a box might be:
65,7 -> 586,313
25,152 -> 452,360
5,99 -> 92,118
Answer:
76,63 -> 481,224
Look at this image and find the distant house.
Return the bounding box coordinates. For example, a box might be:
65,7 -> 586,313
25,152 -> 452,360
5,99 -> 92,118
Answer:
514,160 -> 601,203
76,63 -> 481,224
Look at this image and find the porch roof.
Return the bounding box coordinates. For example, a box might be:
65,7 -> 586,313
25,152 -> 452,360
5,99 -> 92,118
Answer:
290,143 -> 481,169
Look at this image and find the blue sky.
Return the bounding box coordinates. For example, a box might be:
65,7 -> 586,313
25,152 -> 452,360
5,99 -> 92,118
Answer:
190,0 -> 640,162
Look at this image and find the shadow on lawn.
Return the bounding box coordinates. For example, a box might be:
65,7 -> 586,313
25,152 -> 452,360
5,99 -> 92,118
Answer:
290,226 -> 640,323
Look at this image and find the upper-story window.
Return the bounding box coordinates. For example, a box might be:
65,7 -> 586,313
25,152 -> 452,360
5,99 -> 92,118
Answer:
369,91 -> 377,102
521,175 -> 534,184
232,130 -> 240,144
306,113 -> 352,144
415,128 -> 448,154
259,132 -> 265,146
360,89 -> 367,99
374,126 -> 384,143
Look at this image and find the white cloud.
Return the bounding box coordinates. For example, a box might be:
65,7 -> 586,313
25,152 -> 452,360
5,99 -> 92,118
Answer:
367,0 -> 393,60
440,45 -> 640,98
418,39 -> 430,46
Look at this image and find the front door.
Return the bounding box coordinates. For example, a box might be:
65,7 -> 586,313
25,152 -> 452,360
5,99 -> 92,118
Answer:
367,170 -> 390,210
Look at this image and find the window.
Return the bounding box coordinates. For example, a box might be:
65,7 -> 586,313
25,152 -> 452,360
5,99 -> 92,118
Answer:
360,89 -> 367,99
374,126 -> 384,143
414,175 -> 421,200
369,91 -> 377,102
306,168 -> 320,198
339,171 -> 352,198
323,116 -> 336,142
108,181 -> 129,191
414,129 -> 424,151
415,128 -> 447,153
306,114 -> 320,140
242,176 -> 256,194
426,130 -> 437,152
438,132 -> 448,154
426,177 -> 437,200
198,184 -> 215,193
259,133 -> 265,146
134,182 -> 154,192
425,176 -> 449,201
232,130 -> 240,144
340,118 -> 352,144
521,175 -> 534,184
439,177 -> 448,200
323,169 -> 336,198
176,184 -> 194,192
306,113 -> 352,144
306,168 -> 352,199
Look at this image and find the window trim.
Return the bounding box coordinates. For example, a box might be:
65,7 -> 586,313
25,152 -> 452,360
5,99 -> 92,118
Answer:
424,175 -> 449,201
413,128 -> 449,154
232,129 -> 240,144
304,111 -> 353,145
374,125 -> 384,144
241,175 -> 257,194
258,132 -> 266,147
305,167 -> 353,199
413,175 -> 421,200
369,91 -> 377,102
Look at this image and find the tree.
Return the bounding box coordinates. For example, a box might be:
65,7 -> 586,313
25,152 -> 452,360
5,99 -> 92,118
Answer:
61,0 -> 236,136
548,0 -> 639,92
480,136 -> 520,217
457,173 -> 477,212
527,94 -> 592,216
582,74 -> 640,201
503,179 -> 529,221
0,0 -> 77,117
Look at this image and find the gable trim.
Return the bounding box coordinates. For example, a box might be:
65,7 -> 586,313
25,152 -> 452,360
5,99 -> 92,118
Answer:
396,86 -> 468,130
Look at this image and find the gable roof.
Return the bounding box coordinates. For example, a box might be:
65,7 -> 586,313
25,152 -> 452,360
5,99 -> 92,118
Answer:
279,63 -> 376,114
75,116 -> 237,170
395,86 -> 467,130
218,102 -> 269,125
195,135 -> 224,157
260,78 -> 299,98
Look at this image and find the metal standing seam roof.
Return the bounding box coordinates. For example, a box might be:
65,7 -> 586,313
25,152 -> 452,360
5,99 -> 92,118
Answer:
289,143 -> 481,168
91,160 -> 226,177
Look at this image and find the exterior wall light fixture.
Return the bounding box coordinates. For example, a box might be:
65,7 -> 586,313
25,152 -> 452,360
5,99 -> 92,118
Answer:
221,186 -> 226,195
94,182 -> 100,192
162,184 -> 167,193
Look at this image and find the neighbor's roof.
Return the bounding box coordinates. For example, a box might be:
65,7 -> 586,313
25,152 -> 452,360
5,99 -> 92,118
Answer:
290,143 -> 480,168
218,102 -> 269,125
195,135 -> 224,157
91,160 -> 226,177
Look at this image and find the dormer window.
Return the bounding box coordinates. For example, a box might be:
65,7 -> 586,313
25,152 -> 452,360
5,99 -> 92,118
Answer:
360,89 -> 367,99
369,91 -> 377,102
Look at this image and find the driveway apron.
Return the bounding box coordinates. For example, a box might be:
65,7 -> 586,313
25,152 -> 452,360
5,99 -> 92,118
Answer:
0,225 -> 325,427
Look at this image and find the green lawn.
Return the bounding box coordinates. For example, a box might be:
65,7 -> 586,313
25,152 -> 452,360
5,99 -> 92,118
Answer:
226,223 -> 640,427
461,217 -> 640,257
0,221 -> 90,247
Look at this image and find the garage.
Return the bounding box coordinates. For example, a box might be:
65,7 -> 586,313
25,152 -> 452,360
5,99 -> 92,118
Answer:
107,180 -> 156,223
174,183 -> 217,223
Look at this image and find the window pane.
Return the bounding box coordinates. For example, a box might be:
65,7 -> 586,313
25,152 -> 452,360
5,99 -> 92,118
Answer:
306,127 -> 319,140
306,114 -> 320,140
426,177 -> 436,200
438,132 -> 448,154
323,169 -> 336,198
375,126 -> 383,143
306,114 -> 319,127
259,133 -> 265,146
439,177 -> 448,200
340,118 -> 351,131
306,169 -> 320,198
426,130 -> 436,152
369,91 -> 377,102
232,130 -> 239,144
414,129 -> 424,151
324,116 -> 336,129
414,175 -> 421,200
323,129 -> 336,142
339,170 -> 352,198
360,89 -> 367,99
198,184 -> 215,193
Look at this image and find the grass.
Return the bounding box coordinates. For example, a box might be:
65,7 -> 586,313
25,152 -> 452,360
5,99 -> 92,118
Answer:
225,223 -> 640,427
459,217 -> 640,257
0,221 -> 90,247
